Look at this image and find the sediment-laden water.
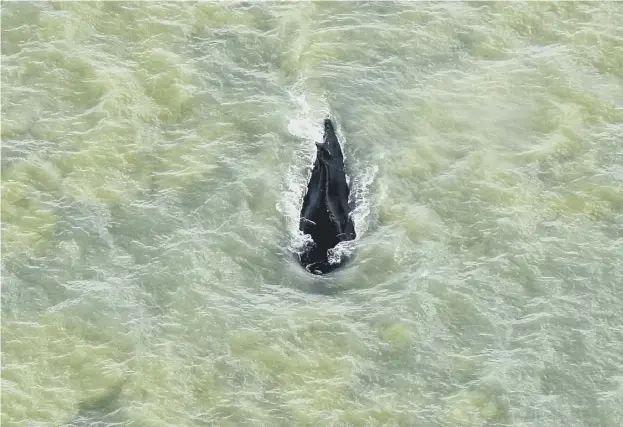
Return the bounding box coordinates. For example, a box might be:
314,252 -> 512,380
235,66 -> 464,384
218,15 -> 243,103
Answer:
2,2 -> 623,426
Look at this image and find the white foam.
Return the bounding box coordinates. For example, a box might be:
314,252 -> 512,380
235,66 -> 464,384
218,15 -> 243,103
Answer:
277,87 -> 326,254
349,162 -> 377,238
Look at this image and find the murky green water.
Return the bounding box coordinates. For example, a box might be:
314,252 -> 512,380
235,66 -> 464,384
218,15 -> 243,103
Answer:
2,2 -> 623,426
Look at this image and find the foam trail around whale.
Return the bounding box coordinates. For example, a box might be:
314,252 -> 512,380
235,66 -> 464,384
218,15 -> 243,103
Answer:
280,85 -> 377,269
279,88 -> 328,256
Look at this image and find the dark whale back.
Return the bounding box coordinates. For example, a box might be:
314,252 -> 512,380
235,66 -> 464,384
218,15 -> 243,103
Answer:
298,119 -> 356,274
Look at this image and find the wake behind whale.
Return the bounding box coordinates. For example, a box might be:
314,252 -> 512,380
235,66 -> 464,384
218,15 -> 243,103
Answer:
297,118 -> 356,274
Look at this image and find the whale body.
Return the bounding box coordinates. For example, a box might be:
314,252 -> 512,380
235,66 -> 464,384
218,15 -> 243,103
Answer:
298,119 -> 356,274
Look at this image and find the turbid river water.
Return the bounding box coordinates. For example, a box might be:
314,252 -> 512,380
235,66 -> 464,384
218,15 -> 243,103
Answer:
2,2 -> 622,426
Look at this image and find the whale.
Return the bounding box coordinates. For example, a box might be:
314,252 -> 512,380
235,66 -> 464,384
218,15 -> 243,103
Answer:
298,118 -> 356,274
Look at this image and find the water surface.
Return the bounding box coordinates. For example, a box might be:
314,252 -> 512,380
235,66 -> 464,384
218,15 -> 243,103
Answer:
2,2 -> 623,426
